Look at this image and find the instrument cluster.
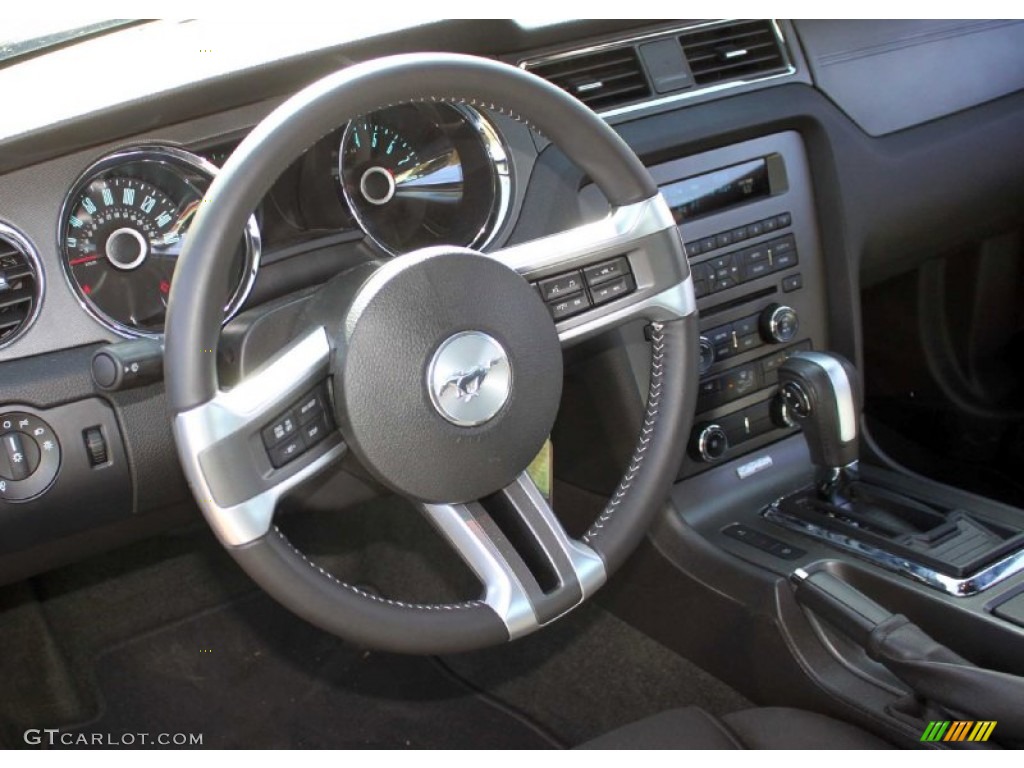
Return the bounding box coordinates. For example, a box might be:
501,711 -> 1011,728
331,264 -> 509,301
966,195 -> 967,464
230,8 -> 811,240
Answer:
57,104 -> 513,337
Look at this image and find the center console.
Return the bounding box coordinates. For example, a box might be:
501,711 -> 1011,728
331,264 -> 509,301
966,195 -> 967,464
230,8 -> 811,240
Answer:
646,132 -> 829,477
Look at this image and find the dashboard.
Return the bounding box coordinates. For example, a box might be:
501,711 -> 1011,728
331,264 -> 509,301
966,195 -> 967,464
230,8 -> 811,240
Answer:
1,18 -> 1023,584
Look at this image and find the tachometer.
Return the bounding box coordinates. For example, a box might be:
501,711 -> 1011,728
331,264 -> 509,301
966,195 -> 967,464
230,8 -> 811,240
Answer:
339,103 -> 510,255
60,146 -> 260,337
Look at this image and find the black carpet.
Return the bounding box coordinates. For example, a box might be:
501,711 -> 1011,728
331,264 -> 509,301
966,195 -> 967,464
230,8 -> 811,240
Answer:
65,593 -> 556,749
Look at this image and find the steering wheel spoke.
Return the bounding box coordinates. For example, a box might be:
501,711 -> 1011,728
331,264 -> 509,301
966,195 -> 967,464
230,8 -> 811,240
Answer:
173,326 -> 347,546
421,472 -> 606,639
490,195 -> 697,346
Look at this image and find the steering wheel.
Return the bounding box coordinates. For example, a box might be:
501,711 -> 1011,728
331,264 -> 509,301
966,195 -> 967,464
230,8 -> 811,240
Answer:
165,53 -> 699,654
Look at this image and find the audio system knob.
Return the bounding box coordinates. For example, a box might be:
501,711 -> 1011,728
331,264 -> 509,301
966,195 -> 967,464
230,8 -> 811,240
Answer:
691,423 -> 729,463
698,336 -> 715,374
760,303 -> 799,344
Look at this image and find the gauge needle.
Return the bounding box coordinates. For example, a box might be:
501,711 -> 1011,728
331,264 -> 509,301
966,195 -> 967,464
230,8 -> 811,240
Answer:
69,254 -> 101,266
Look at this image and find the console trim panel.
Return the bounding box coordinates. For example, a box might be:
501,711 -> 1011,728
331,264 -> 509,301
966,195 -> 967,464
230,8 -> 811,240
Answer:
764,502 -> 1024,597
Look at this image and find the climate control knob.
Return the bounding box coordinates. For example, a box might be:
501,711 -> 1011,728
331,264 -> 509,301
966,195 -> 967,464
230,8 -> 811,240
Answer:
691,423 -> 729,463
698,336 -> 715,374
760,304 -> 799,344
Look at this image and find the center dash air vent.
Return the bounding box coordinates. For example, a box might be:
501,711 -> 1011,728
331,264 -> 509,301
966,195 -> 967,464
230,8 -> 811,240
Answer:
0,224 -> 43,349
524,46 -> 651,112
679,20 -> 786,86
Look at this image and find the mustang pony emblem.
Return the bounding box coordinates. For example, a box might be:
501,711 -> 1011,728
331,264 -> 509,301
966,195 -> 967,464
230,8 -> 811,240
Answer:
439,358 -> 503,403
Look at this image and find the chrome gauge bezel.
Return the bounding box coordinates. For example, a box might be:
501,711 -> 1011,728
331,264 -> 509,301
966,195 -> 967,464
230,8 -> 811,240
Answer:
0,221 -> 46,350
338,103 -> 512,256
58,145 -> 262,339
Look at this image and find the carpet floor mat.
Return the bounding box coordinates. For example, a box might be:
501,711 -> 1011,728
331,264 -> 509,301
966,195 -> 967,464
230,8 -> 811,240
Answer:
63,593 -> 557,749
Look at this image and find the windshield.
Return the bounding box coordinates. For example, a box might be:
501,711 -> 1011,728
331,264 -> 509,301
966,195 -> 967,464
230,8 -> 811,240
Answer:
0,20 -> 139,65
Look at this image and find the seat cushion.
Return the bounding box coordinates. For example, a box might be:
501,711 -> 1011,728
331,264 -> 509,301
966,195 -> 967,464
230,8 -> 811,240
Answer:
722,707 -> 892,749
578,706 -> 892,749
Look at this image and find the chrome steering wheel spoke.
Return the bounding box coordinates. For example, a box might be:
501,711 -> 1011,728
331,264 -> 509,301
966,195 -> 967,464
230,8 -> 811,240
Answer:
173,326 -> 347,547
421,472 -> 606,638
489,194 -> 697,346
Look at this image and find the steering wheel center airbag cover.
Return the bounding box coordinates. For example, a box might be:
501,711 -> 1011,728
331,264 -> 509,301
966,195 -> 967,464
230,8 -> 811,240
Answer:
332,247 -> 562,503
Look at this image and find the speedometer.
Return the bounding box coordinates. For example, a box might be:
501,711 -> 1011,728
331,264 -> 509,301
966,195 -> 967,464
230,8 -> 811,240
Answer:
339,103 -> 511,255
60,146 -> 260,337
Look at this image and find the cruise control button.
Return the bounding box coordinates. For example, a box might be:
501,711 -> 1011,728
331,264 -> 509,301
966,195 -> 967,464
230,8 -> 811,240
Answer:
261,413 -> 298,448
538,271 -> 584,300
583,257 -> 629,287
296,390 -> 324,425
548,292 -> 590,320
268,435 -> 306,468
591,275 -> 635,304
301,415 -> 330,447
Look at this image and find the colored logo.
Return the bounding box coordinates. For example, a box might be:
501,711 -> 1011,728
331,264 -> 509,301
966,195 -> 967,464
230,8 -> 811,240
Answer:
920,721 -> 996,742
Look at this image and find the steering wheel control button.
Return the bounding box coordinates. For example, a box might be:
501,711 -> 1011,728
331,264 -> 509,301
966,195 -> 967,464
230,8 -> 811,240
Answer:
538,271 -> 584,301
261,413 -> 298,448
268,435 -> 306,468
591,274 -> 636,305
428,331 -> 512,427
548,292 -> 590,320
0,412 -> 61,501
583,257 -> 629,287
296,389 -> 326,425
260,384 -> 336,468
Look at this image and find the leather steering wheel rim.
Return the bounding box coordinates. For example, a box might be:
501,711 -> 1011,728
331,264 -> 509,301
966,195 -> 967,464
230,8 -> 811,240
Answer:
165,53 -> 699,654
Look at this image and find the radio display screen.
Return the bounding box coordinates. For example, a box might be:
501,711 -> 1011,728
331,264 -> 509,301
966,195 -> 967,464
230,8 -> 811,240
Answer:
661,158 -> 770,223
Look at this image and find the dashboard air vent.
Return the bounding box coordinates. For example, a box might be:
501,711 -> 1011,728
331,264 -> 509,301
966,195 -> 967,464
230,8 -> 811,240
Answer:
525,46 -> 651,112
0,225 -> 43,348
679,20 -> 786,86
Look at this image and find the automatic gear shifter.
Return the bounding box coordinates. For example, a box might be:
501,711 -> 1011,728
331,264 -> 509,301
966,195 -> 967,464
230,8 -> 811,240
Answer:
778,351 -> 860,498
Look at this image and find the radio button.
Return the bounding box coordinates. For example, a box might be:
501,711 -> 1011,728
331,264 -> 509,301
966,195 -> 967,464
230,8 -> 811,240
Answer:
583,257 -> 629,287
591,275 -> 635,305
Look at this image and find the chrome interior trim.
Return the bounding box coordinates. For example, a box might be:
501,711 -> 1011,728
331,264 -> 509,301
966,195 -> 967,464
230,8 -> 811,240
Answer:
792,350 -> 857,443
422,473 -> 607,638
491,195 -> 676,275
338,103 -> 512,257
764,504 -> 1024,597
519,19 -> 797,121
174,327 -> 341,546
421,499 -> 539,639
57,144 -> 262,340
509,473 -> 607,603
0,221 -> 45,350
557,276 -> 696,346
